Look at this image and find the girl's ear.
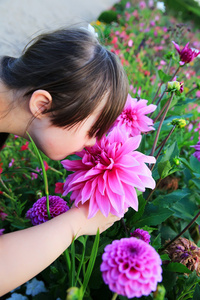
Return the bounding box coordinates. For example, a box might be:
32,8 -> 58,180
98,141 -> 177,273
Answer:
29,90 -> 52,119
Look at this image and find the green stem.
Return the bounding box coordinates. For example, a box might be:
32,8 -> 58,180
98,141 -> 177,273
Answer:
0,176 -> 11,194
152,80 -> 164,104
112,293 -> 118,300
150,92 -> 175,156
151,126 -> 176,172
160,210 -> 200,253
2,191 -> 16,201
64,249 -> 71,279
121,218 -> 129,237
26,132 -> 51,220
153,99 -> 169,123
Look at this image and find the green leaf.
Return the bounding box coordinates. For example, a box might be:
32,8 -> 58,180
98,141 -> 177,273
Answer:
190,155 -> 200,174
179,157 -> 194,172
158,160 -> 172,179
151,233 -> 161,250
170,197 -> 199,222
193,283 -> 200,300
153,189 -> 189,208
165,262 -> 192,273
128,195 -> 146,226
135,203 -> 173,227
81,229 -> 100,297
158,69 -> 171,83
160,253 -> 170,261
162,141 -> 179,162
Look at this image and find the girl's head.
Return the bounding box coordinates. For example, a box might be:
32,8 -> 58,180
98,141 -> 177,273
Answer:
0,28 -> 129,159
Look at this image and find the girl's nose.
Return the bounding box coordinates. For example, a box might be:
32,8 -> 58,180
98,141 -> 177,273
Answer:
85,136 -> 96,148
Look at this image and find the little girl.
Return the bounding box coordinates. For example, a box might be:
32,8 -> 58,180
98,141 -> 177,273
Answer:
0,27 -> 129,295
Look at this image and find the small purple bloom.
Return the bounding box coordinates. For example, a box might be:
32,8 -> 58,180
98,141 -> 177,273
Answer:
130,228 -> 151,243
172,41 -> 200,65
191,141 -> 200,161
26,196 -> 69,225
0,229 -> 5,235
100,237 -> 162,298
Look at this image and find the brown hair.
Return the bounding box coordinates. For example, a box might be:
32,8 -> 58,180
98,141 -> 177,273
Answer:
0,28 -> 128,149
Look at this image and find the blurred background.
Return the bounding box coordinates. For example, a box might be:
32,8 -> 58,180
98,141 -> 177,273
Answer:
0,0 -> 116,56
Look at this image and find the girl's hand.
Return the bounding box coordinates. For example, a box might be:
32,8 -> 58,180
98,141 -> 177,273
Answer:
70,202 -> 127,238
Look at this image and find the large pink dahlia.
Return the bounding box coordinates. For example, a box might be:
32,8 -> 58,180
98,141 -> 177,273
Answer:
26,195 -> 69,225
112,94 -> 157,137
100,237 -> 162,298
61,127 -> 155,218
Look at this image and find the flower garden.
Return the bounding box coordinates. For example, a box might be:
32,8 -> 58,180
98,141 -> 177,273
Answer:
1,0 -> 200,299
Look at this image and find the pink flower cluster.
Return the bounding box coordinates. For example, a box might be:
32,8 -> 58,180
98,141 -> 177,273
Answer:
100,237 -> 162,298
26,195 -> 69,225
113,94 -> 157,136
62,127 -> 155,218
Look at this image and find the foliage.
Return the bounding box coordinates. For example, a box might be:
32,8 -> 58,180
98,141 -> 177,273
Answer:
1,0 -> 200,299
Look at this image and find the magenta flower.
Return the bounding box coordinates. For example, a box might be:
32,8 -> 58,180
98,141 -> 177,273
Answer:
100,237 -> 162,298
130,228 -> 151,244
191,141 -> 200,161
55,182 -> 65,194
0,229 -> 5,236
26,195 -> 69,225
61,127 -> 155,218
113,94 -> 157,137
172,41 -> 200,65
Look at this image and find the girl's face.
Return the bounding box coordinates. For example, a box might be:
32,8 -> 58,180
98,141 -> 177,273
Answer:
28,109 -> 99,161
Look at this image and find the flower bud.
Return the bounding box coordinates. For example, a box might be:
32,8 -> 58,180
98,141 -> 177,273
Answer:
171,118 -> 187,128
173,157 -> 180,165
66,287 -> 81,300
167,81 -> 180,91
153,285 -> 166,300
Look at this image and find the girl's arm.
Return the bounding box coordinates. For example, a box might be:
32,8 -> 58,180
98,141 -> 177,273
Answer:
0,202 -> 120,296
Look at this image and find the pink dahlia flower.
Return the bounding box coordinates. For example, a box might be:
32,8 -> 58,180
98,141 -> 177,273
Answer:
26,195 -> 69,225
191,141 -> 200,161
172,41 -> 200,65
61,127 -> 155,218
130,228 -> 151,244
100,237 -> 162,298
113,94 -> 157,137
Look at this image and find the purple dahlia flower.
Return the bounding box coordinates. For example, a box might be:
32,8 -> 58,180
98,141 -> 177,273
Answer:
26,195 -> 69,225
100,237 -> 162,298
130,228 -> 151,244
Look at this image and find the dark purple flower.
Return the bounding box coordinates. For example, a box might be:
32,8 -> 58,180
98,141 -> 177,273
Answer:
165,237 -> 200,275
191,141 -> 200,161
26,196 -> 69,225
100,237 -> 162,298
130,228 -> 151,244
172,41 -> 200,65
